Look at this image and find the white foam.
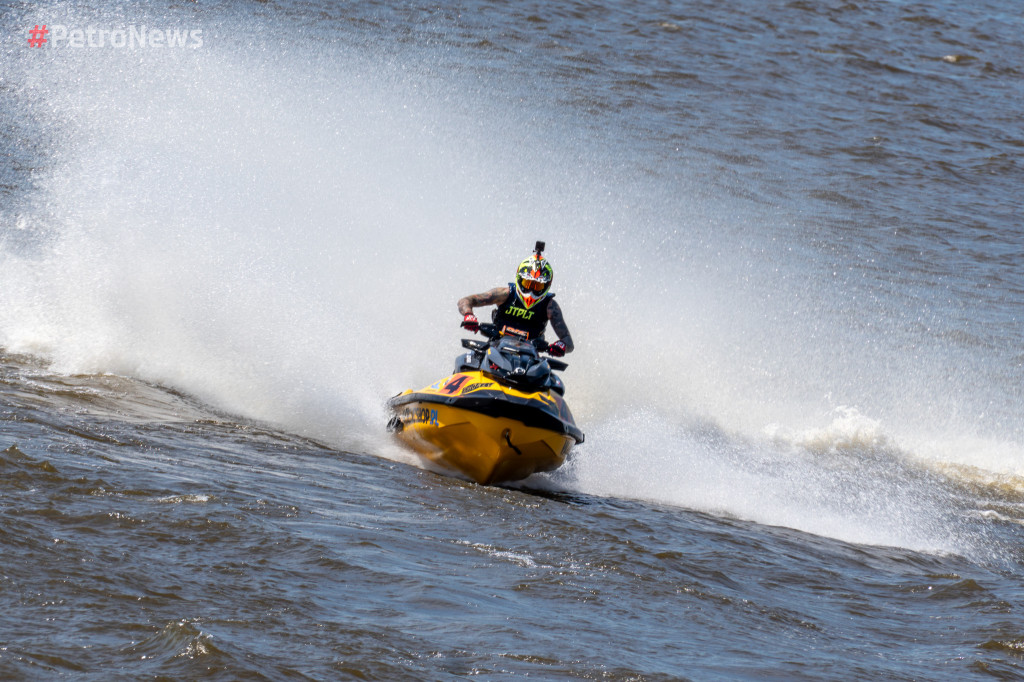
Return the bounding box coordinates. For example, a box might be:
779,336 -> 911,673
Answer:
563,408 -> 968,552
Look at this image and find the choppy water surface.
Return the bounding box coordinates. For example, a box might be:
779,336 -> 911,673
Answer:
2,0 -> 1023,679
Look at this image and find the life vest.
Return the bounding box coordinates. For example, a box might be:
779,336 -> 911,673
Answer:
491,283 -> 553,340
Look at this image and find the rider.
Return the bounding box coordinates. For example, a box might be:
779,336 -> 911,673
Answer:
457,242 -> 574,357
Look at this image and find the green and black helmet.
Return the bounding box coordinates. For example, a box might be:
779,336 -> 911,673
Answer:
515,242 -> 553,307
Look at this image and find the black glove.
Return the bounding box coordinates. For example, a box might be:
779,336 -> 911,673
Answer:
461,313 -> 479,333
547,340 -> 566,357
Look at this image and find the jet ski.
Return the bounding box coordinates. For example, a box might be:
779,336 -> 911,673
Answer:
387,323 -> 584,485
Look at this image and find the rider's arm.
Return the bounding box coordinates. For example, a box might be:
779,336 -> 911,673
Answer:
457,287 -> 511,315
547,299 -> 574,353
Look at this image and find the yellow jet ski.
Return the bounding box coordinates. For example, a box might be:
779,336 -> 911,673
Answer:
387,323 -> 584,485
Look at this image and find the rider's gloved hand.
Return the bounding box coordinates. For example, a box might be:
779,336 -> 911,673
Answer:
547,340 -> 567,357
461,314 -> 479,333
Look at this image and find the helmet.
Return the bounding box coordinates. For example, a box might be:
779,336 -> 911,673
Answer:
515,255 -> 553,308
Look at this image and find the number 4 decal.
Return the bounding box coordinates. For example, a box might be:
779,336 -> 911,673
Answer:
441,375 -> 469,395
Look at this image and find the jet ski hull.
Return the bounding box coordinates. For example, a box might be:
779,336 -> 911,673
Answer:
388,370 -> 583,485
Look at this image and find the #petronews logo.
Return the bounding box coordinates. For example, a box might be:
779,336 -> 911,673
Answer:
27,24 -> 203,48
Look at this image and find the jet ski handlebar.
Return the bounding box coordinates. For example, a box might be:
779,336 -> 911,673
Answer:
475,323 -> 546,350
475,323 -> 502,340
463,323 -> 568,369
